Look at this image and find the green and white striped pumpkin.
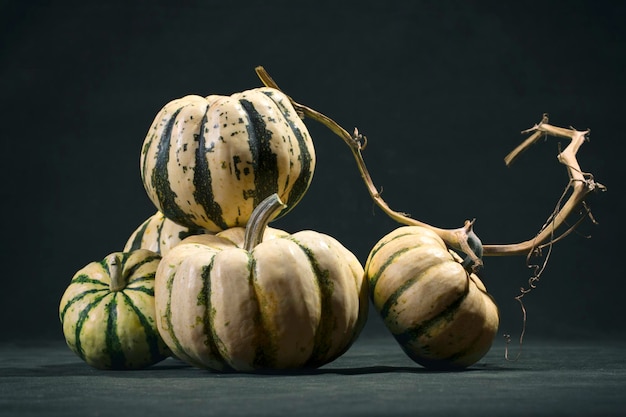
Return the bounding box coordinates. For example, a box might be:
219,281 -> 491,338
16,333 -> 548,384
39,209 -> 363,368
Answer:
140,87 -> 315,232
124,211 -> 209,256
59,250 -> 170,370
365,226 -> 499,370
155,194 -> 368,372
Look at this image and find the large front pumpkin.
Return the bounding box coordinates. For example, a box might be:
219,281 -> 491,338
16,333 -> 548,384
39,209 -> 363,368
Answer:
59,250 -> 170,370
365,226 -> 499,370
140,87 -> 315,232
154,197 -> 368,372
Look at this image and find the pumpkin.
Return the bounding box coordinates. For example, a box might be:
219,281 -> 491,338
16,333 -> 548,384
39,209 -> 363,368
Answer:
124,211 -> 209,256
365,226 -> 499,370
59,250 -> 170,370
140,87 -> 316,232
155,194 -> 368,372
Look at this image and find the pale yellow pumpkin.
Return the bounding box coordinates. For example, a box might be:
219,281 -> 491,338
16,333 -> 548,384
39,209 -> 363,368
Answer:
365,226 -> 499,370
154,195 -> 368,372
140,87 -> 315,232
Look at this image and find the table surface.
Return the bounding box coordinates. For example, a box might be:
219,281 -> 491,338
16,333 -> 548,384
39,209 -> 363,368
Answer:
2,335 -> 625,417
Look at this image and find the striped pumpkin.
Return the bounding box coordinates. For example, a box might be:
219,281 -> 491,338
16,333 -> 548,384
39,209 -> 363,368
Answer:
140,87 -> 315,232
154,195 -> 368,372
365,226 -> 499,370
59,250 -> 170,370
124,211 -> 209,256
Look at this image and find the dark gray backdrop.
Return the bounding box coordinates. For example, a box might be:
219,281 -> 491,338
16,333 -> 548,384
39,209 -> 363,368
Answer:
2,1 -> 623,344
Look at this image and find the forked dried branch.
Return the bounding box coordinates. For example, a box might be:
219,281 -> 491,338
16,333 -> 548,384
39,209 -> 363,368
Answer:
486,113 -> 606,256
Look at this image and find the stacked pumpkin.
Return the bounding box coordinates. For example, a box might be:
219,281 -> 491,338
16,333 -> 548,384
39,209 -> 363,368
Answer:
59,87 -> 370,371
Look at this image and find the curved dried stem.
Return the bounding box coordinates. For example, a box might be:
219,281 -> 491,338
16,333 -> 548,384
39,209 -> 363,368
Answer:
254,67 -> 605,271
255,66 -> 484,271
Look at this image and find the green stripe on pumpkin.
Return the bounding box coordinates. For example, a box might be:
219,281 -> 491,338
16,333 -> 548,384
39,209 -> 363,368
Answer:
367,246 -> 411,294
239,99 -> 279,209
60,287 -> 108,323
192,109 -> 228,230
250,255 -> 278,370
200,261 -> 234,372
69,273 -> 109,288
162,269 -> 198,367
122,254 -> 161,280
288,237 -> 334,367
392,277 -> 470,347
127,217 -> 152,252
419,323 -> 488,369
120,292 -> 164,365
125,285 -> 155,297
73,292 -> 109,361
367,231 -> 415,264
150,108 -> 196,228
155,215 -> 166,253
105,293 -> 127,369
260,90 -> 314,213
378,261 -> 447,321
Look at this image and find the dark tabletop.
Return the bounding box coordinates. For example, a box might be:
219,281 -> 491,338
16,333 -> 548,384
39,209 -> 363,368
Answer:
2,335 -> 625,417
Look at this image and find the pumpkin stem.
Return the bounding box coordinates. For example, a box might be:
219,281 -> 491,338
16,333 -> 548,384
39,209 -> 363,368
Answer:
244,193 -> 287,252
105,253 -> 125,292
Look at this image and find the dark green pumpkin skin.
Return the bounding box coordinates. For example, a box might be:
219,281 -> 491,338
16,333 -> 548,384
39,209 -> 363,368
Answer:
140,87 -> 316,232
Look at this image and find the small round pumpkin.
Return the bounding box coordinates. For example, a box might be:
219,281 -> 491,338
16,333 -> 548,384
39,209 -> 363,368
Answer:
140,87 -> 316,232
365,226 -> 499,370
59,250 -> 170,370
124,211 -> 209,256
155,194 -> 368,372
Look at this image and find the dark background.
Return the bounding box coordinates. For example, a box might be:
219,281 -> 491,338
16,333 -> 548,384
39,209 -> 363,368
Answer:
2,0 -> 624,345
